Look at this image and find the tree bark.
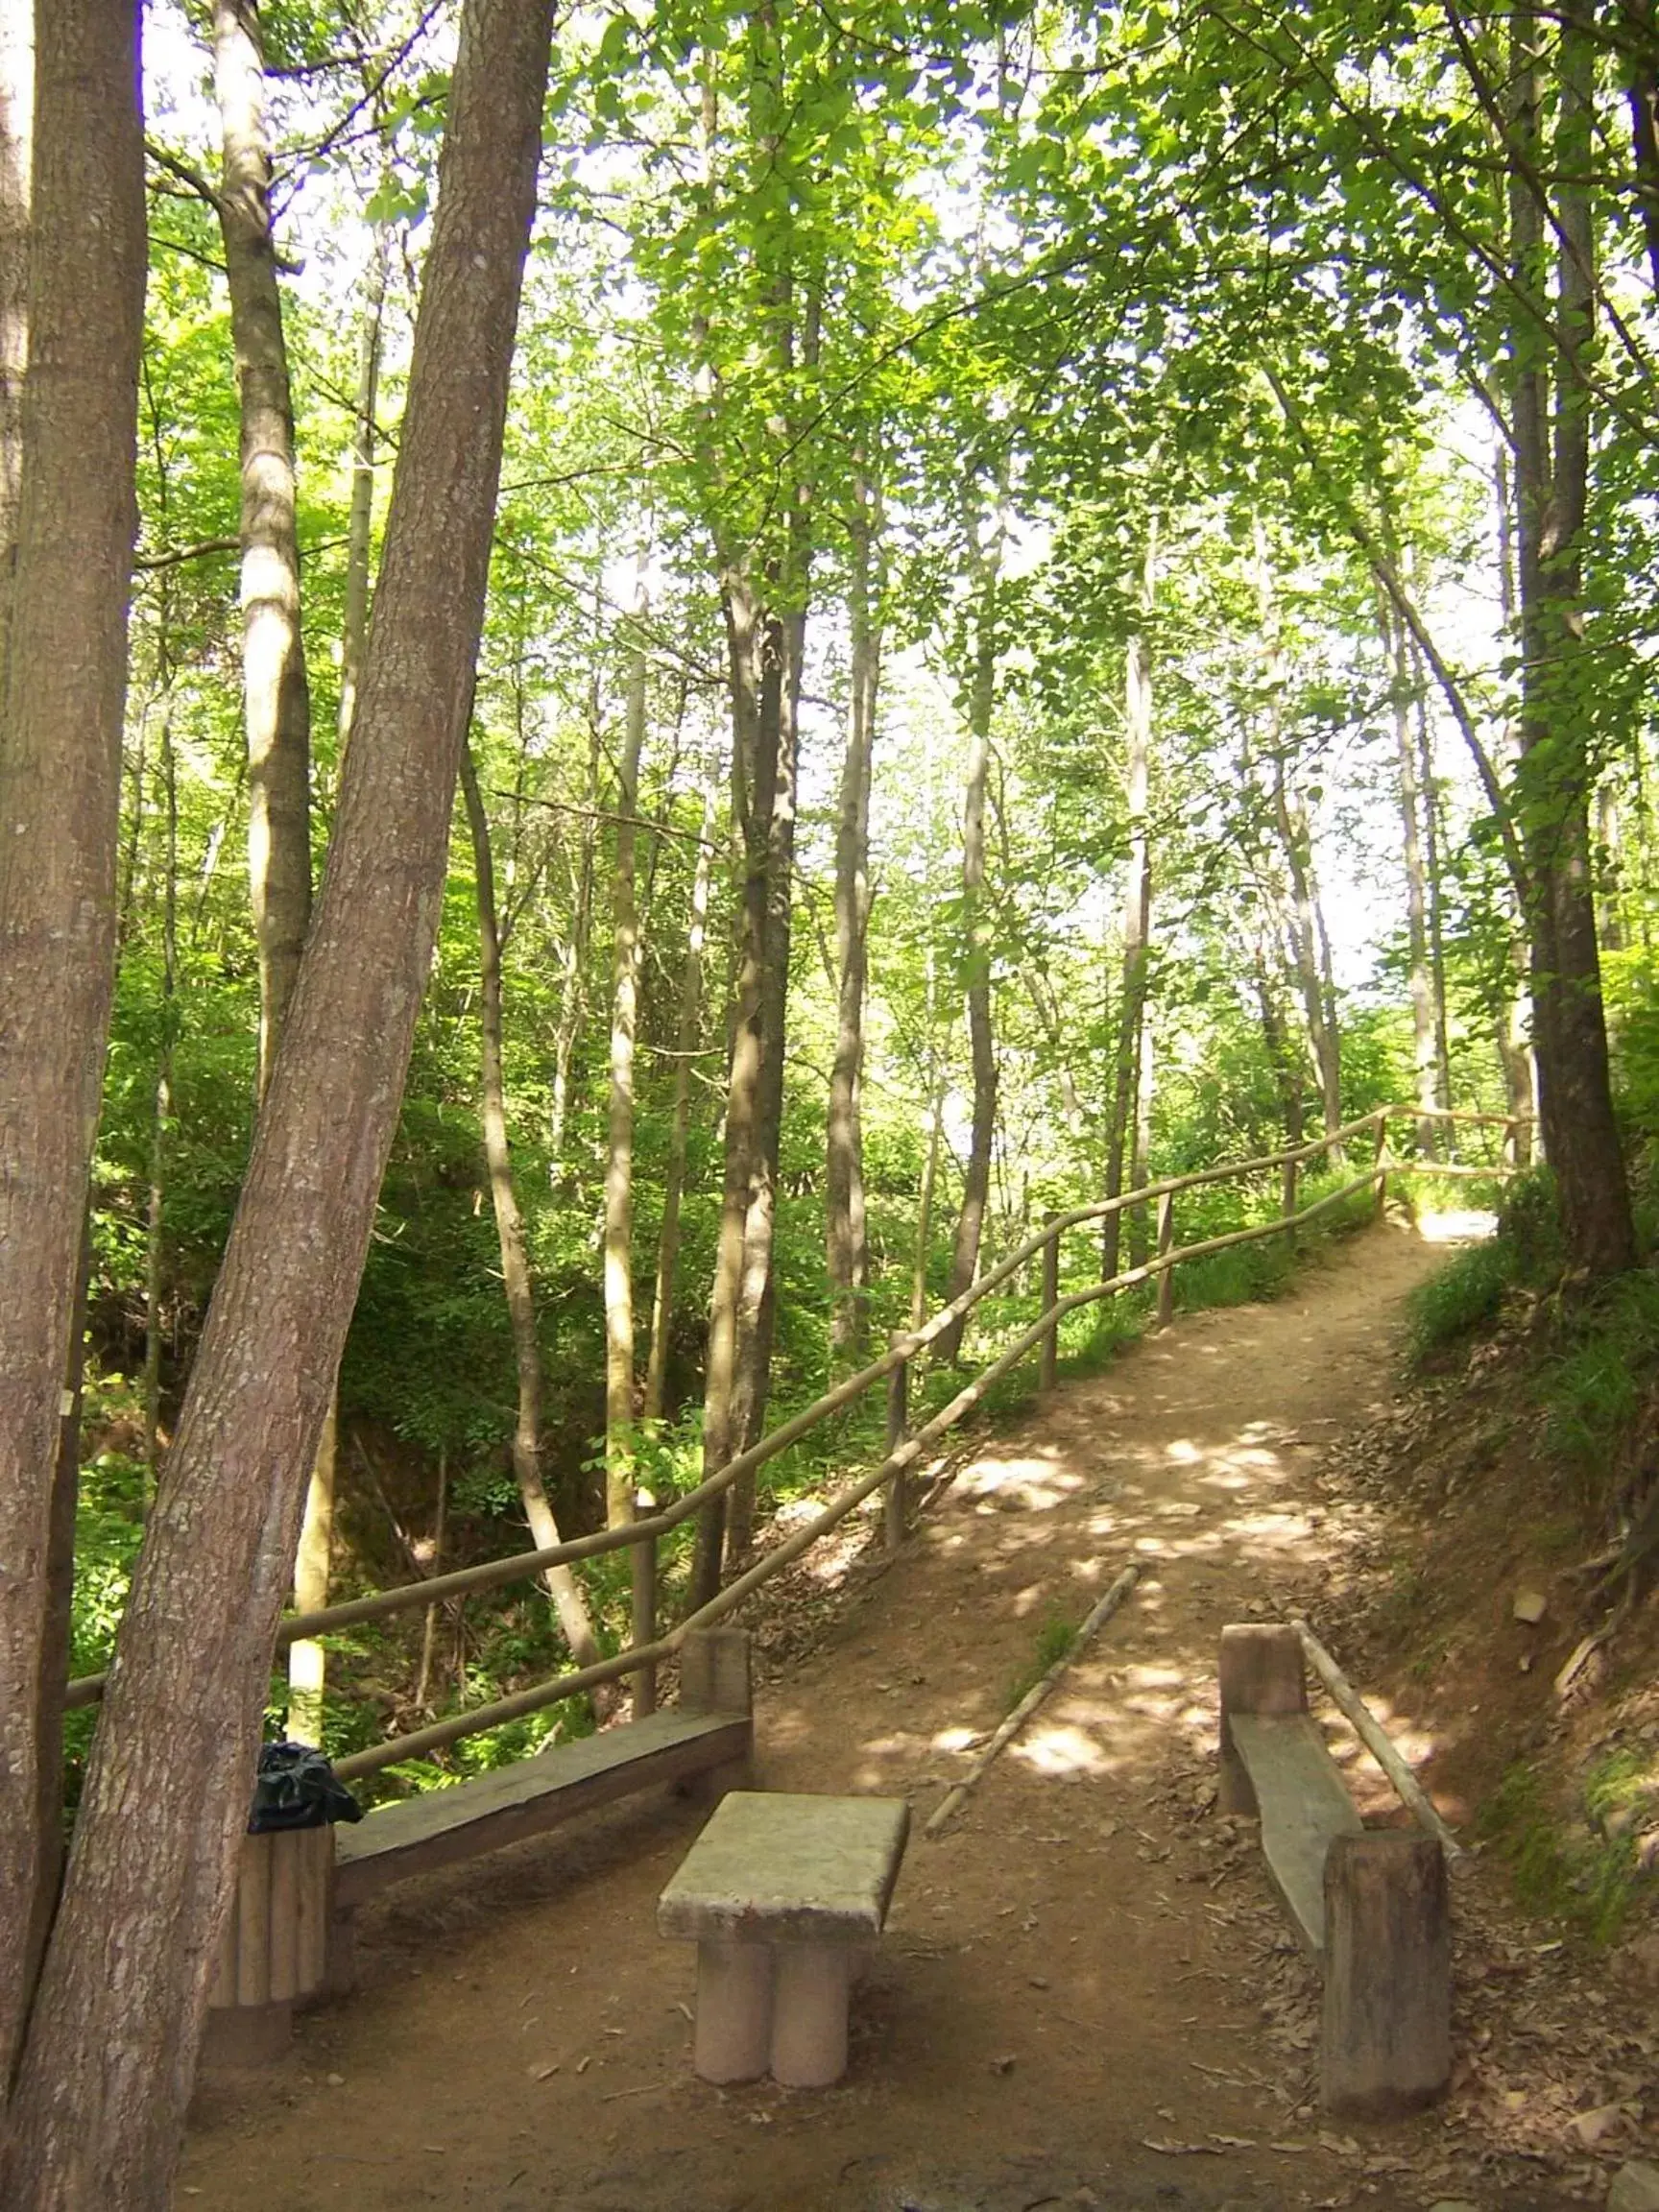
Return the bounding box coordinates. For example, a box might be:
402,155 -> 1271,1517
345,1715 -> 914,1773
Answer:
827,479 -> 879,1367
460,735 -> 603,1666
3,10 -> 554,2197
603,579 -> 649,1527
214,0 -> 313,1096
142,712 -> 179,1489
0,0 -> 144,2109
1507,0 -> 1635,1273
643,767 -> 716,1422
938,524 -> 1001,1364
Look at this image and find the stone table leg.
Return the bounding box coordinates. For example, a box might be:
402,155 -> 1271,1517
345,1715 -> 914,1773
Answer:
694,1939 -> 773,2083
770,1942 -> 851,2088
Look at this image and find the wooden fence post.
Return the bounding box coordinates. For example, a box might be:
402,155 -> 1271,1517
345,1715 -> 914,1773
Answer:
1372,1113 -> 1389,1221
1216,1623 -> 1306,1815
1282,1152 -> 1299,1250
1155,1189 -> 1175,1325
1040,1215 -> 1060,1393
885,1334 -> 909,1552
631,1524 -> 658,1719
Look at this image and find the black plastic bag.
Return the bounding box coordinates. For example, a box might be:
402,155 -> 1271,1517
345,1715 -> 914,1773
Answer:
248,1740 -> 363,1834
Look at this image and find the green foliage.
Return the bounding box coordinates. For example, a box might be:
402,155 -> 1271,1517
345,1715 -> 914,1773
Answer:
1004,1608 -> 1079,1713
1406,1240 -> 1518,1360
1480,1755 -> 1659,1949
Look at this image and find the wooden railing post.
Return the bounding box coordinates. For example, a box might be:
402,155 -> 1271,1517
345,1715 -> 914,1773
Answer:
1373,1112 -> 1390,1221
631,1524 -> 658,1719
884,1332 -> 909,1552
1282,1150 -> 1299,1250
1155,1190 -> 1175,1325
1040,1214 -> 1060,1393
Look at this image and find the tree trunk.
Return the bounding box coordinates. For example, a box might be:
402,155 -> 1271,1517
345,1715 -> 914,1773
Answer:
1102,529 -> 1156,1280
142,711 -> 179,1490
460,735 -> 603,1666
548,727 -> 598,1169
337,223 -> 387,753
1382,596 -> 1439,1153
938,526 -> 1001,1363
214,0 -> 312,1096
690,578 -> 777,1605
0,0 -> 144,2110
3,12 -> 554,2197
1412,652 -> 1455,1113
603,580 -> 648,1527
643,767 -> 716,1423
1507,0 -> 1635,1273
0,0 -> 28,671
827,480 -> 879,1367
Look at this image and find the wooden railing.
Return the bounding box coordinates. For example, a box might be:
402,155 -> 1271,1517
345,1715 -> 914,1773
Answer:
64,1103 -> 1527,1778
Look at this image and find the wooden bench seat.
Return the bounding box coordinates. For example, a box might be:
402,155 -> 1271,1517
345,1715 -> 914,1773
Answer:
658,1791 -> 910,2088
203,1628 -> 753,2069
335,1707 -> 750,1908
1218,1624 -> 1449,2121
1226,1710 -> 1361,1961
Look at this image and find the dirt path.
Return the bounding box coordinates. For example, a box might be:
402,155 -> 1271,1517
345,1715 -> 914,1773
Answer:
180,1224 -> 1561,2212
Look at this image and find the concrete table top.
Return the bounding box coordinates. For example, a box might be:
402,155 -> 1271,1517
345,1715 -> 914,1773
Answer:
658,1791 -> 910,1945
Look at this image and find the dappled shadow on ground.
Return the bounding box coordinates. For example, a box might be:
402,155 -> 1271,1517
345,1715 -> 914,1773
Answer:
183,1225 -> 1569,2212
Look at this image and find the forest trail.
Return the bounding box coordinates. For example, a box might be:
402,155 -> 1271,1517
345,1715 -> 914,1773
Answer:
181,1222 -> 1552,2212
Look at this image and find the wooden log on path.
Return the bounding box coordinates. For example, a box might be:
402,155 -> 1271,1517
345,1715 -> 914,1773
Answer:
925,1562 -> 1141,1838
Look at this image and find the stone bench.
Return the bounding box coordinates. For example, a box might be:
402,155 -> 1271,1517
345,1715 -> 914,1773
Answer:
203,1628 -> 753,2068
1218,1623 -> 1450,2119
658,1791 -> 909,2089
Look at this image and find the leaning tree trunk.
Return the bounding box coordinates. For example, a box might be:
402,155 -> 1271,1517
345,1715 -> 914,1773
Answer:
0,0 -> 144,2114
603,585 -> 648,1527
826,480 -> 879,1367
461,736 -> 603,1668
337,221 -> 387,754
643,767 -> 716,1423
1508,0 -> 1635,1273
938,532 -> 1000,1364
3,12 -> 555,2200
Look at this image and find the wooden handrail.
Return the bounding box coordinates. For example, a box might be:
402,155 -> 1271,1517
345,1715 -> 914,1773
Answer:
63,1103 -> 1514,1718
324,1164 -> 1385,1777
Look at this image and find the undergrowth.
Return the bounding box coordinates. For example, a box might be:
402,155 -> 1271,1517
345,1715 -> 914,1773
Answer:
1004,1609 -> 1079,1712
1479,1752 -> 1659,1947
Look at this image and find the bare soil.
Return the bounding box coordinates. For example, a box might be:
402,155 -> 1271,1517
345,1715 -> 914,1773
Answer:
179,1222 -> 1598,2212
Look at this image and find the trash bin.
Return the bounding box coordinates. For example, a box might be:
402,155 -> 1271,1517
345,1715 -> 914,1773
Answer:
203,1743 -> 361,2064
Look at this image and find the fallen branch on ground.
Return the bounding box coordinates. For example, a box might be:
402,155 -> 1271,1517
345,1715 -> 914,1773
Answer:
925,1561 -> 1142,1839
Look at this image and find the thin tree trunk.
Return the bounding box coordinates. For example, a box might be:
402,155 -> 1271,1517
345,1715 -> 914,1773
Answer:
416,1446 -> 447,1713
938,525 -> 1001,1364
337,224 -> 387,754
1508,0 -> 1635,1272
603,577 -> 648,1527
1413,652 -> 1455,1112
827,479 -> 879,1367
460,735 -> 602,1665
1383,597 -> 1439,1153
0,0 -> 144,2110
143,711 -> 179,1491
690,577 -> 776,1605
214,0 -> 312,1094
4,14 -> 554,2194
1129,1011 -> 1155,1269
1103,528 -> 1156,1279
548,725 -> 599,1170
643,767 -> 716,1423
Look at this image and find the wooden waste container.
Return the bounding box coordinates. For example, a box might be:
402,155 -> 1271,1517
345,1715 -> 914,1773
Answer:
201,1823 -> 334,2066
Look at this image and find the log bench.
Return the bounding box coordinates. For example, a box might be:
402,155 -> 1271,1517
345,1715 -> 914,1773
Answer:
658,1791 -> 910,2089
1218,1623 -> 1450,2118
202,1627 -> 753,2068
